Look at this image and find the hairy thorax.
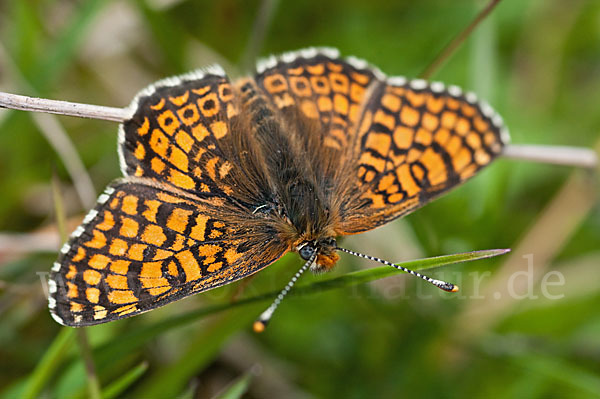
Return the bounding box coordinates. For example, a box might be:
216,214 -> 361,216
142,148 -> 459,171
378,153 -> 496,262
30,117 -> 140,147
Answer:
235,79 -> 344,273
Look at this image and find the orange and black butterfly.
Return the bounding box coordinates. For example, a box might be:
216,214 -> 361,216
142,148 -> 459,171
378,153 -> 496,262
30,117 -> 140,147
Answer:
48,48 -> 508,328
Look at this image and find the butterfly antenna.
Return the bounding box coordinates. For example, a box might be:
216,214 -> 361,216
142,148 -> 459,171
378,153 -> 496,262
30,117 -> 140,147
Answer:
336,247 -> 459,292
253,252 -> 317,333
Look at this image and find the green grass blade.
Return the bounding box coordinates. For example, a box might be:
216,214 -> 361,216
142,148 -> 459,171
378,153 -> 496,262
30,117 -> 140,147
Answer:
76,329 -> 102,399
20,328 -> 75,399
301,248 -> 510,292
12,247 -> 495,396
91,248 -> 509,368
133,307 -> 261,398
122,249 -> 509,397
102,362 -> 149,399
218,372 -> 253,399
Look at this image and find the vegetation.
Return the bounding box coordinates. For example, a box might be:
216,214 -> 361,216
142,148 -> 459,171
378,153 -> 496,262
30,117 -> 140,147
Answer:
0,0 -> 598,397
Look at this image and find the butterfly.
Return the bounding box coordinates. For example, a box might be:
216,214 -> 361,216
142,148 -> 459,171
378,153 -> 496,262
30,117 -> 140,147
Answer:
48,47 -> 508,328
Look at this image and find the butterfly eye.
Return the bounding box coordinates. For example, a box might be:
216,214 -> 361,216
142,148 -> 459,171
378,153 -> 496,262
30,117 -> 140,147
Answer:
298,242 -> 317,260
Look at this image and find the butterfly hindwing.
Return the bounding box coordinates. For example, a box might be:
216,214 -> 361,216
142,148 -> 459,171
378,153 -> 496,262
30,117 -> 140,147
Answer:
49,179 -> 287,326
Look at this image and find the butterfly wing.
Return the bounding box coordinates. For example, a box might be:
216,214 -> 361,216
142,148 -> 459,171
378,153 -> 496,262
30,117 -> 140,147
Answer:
253,48 -> 508,235
254,48 -> 383,152
252,48 -> 387,213
50,70 -> 288,326
49,179 -> 287,326
119,66 -> 273,204
337,78 -> 509,234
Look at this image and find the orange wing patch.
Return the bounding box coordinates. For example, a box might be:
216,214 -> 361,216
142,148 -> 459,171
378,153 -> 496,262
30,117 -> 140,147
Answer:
255,49 -> 383,151
49,180 -> 287,326
120,71 -> 239,196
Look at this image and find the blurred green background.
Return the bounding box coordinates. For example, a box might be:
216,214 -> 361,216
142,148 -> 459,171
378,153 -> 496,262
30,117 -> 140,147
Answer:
1,0 -> 599,398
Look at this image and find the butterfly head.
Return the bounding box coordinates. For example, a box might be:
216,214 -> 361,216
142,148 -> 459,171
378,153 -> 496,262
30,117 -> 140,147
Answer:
297,238 -> 339,273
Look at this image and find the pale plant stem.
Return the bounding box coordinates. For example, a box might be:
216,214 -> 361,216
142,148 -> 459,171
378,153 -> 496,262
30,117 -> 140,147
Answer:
502,144 -> 598,169
1,94 -> 597,172
0,91 -> 128,122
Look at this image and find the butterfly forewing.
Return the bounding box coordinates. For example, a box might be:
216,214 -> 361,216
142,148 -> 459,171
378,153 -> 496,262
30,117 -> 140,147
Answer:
119,68 -> 241,197
254,48 -> 383,152
338,78 -> 509,234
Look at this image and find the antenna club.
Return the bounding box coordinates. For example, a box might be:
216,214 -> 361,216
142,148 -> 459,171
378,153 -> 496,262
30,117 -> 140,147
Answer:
253,320 -> 266,333
437,282 -> 459,292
